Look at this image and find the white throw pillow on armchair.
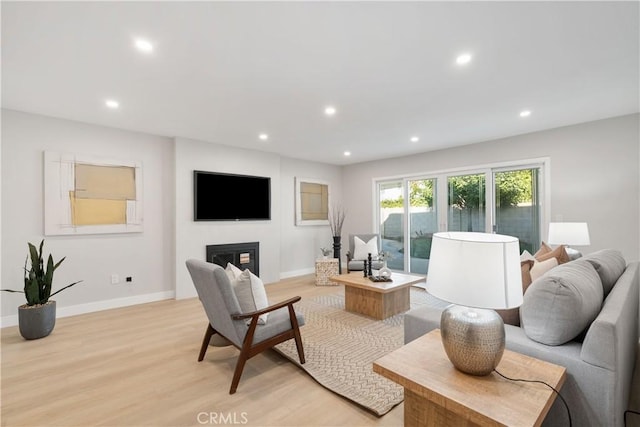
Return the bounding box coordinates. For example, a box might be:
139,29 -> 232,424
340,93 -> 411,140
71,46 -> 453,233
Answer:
353,236 -> 378,261
231,269 -> 269,325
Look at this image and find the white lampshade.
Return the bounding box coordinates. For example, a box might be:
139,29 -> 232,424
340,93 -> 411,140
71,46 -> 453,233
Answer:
426,232 -> 523,310
548,222 -> 590,246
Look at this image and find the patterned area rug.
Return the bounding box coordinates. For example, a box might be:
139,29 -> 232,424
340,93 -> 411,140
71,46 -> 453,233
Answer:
274,287 -> 448,416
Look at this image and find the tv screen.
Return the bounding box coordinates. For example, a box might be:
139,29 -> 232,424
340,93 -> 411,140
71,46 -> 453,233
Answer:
194,170 -> 271,221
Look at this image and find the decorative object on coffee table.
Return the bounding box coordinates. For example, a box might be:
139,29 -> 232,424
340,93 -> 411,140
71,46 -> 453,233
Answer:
426,232 -> 522,376
376,251 -> 393,279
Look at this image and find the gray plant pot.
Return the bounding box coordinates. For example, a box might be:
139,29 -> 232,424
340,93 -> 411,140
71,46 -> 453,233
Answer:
18,300 -> 56,340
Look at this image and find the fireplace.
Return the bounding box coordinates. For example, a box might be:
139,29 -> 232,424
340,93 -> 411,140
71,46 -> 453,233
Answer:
206,242 -> 260,276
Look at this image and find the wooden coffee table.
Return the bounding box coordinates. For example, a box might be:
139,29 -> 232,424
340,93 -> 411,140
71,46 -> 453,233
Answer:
373,329 -> 567,427
329,271 -> 425,320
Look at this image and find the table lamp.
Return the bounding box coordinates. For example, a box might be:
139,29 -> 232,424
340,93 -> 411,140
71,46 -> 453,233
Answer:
548,222 -> 590,259
426,232 -> 523,376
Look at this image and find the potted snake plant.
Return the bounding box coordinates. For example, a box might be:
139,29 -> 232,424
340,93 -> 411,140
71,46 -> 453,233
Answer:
1,240 -> 82,340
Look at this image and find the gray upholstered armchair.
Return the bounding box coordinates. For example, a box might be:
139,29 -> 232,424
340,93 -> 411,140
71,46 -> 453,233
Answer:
185,259 -> 305,394
346,233 -> 384,273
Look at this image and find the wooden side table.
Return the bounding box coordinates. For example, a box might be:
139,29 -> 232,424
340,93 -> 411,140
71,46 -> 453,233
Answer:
373,329 -> 566,427
315,258 -> 339,286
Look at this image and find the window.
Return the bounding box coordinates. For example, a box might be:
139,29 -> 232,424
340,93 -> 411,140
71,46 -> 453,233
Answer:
376,160 -> 546,273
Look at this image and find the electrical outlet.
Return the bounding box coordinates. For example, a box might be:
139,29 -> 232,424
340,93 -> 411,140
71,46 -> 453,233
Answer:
111,274 -> 119,285
126,276 -> 132,283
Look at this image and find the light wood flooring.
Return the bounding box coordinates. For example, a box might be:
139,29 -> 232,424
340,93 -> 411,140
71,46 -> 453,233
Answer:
1,275 -> 403,427
2,274 -> 640,427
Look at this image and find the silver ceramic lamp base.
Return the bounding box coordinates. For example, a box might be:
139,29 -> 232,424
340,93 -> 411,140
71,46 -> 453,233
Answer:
440,305 -> 505,376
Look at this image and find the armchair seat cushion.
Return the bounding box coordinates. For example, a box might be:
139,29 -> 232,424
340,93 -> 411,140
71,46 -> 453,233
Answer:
253,307 -> 305,344
348,260 -> 384,272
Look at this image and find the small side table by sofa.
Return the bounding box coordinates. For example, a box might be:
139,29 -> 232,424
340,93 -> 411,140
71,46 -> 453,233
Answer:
373,329 -> 566,427
315,258 -> 339,286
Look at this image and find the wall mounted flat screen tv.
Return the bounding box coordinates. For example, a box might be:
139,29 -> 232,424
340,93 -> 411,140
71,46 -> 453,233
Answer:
194,170 -> 271,221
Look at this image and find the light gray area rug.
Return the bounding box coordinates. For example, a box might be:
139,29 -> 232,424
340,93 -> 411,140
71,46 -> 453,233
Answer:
274,287 -> 448,416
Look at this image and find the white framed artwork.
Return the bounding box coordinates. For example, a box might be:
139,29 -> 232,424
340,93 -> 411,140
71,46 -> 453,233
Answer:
295,177 -> 330,226
44,151 -> 143,235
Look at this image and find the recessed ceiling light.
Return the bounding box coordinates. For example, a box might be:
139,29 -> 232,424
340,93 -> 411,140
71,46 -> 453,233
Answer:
105,99 -> 119,109
258,133 -> 269,141
325,106 -> 337,116
134,38 -> 154,53
343,151 -> 351,157
410,136 -> 419,143
519,110 -> 532,118
456,53 -> 472,65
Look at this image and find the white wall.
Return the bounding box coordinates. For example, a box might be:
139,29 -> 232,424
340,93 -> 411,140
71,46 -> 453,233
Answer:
279,157 -> 342,278
174,138 -> 283,298
3,109 -> 637,324
1,110 -> 175,325
342,113 -> 640,261
1,111 -> 345,318
173,139 -> 344,297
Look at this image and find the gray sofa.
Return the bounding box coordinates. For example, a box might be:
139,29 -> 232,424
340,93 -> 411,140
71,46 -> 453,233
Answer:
404,250 -> 639,427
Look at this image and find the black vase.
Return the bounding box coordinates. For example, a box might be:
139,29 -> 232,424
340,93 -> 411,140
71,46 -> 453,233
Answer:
332,236 -> 342,274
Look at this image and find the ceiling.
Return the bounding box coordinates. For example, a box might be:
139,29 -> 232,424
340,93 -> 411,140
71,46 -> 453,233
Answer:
2,2 -> 639,165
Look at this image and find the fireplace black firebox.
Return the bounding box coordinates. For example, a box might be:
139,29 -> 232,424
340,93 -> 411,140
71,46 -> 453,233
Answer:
206,242 -> 259,277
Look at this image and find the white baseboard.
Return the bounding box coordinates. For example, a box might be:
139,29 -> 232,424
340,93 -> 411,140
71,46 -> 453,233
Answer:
279,267 -> 315,280
0,290 -> 175,328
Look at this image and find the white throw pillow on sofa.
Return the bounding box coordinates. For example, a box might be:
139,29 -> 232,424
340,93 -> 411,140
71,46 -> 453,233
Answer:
529,257 -> 558,281
353,236 -> 378,261
232,269 -> 269,325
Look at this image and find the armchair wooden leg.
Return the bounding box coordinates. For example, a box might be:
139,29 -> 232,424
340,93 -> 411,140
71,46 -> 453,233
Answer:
288,305 -> 305,364
198,324 -> 215,362
230,349 -> 250,394
293,329 -> 305,364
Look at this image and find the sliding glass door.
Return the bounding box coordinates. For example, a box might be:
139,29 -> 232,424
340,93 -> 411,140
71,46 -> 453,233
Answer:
447,173 -> 486,232
408,179 -> 437,274
494,168 -> 541,254
378,181 -> 405,270
376,161 -> 545,273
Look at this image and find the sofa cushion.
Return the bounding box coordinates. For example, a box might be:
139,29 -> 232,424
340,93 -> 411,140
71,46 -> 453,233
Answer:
520,259 -> 603,345
353,236 -> 378,260
496,259 -> 535,326
534,242 -> 571,264
582,249 -> 626,297
530,257 -> 558,281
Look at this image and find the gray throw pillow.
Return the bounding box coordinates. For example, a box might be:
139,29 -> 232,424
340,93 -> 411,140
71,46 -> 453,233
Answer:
581,249 -> 626,297
521,260 -> 603,346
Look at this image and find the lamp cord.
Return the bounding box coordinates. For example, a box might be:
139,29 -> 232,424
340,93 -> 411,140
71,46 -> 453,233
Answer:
493,369 -> 572,427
